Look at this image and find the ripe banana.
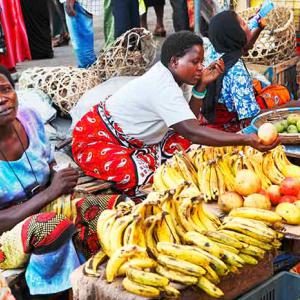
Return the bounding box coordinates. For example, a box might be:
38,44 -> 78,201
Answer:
122,277 -> 160,297
126,267 -> 169,287
199,163 -> 212,201
83,256 -> 101,277
183,231 -> 224,258
156,242 -> 210,266
157,254 -> 206,276
175,152 -> 198,187
262,152 -> 285,185
212,241 -> 240,255
118,258 -> 157,276
215,163 -> 225,196
239,253 -> 258,265
189,205 -> 207,232
204,231 -> 244,249
218,230 -> 272,251
145,214 -> 161,257
110,214 -> 134,253
229,207 -> 282,223
204,265 -> 220,284
158,284 -> 180,298
198,202 -> 219,231
155,212 -> 175,243
197,276 -> 224,298
162,164 -> 185,189
221,248 -> 245,267
106,245 -> 146,282
209,163 -> 219,200
153,165 -> 168,191
156,264 -> 198,285
177,198 -> 201,232
83,251 -> 107,277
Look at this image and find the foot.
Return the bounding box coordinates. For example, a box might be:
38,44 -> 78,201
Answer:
153,27 -> 166,37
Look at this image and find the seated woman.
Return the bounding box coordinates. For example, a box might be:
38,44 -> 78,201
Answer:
0,67 -> 82,297
200,10 -> 299,132
72,31 -> 279,198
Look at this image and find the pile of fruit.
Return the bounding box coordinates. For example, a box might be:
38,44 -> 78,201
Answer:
153,145 -> 300,200
272,113 -> 300,134
84,187 -> 283,298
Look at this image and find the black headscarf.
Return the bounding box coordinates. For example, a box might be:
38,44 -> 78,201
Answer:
201,11 -> 247,124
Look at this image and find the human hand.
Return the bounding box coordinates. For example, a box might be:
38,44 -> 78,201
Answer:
201,59 -> 225,86
66,0 -> 76,16
48,167 -> 79,198
245,133 -> 281,152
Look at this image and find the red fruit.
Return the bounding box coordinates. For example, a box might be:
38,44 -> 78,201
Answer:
267,185 -> 281,205
278,195 -> 297,203
280,177 -> 300,196
259,189 -> 270,200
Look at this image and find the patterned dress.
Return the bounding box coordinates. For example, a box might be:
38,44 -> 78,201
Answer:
200,37 -> 261,132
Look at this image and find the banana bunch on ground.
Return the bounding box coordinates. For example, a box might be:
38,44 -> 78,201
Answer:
153,145 -> 295,201
82,187 -> 285,299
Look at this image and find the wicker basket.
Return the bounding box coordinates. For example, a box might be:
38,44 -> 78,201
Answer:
251,108 -> 300,144
239,7 -> 296,65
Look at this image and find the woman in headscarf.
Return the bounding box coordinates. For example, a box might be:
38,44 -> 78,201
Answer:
200,11 -> 300,132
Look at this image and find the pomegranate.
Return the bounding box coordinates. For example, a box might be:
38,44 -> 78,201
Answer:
267,185 -> 282,205
257,123 -> 278,145
235,170 -> 262,196
278,195 -> 297,203
280,177 -> 300,197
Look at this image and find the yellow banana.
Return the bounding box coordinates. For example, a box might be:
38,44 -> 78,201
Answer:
106,245 -> 146,282
213,241 -> 240,255
157,254 -> 206,276
83,251 -> 107,277
122,277 -> 160,297
158,284 -> 180,298
155,212 -> 175,243
220,222 -> 274,243
218,230 -> 272,251
197,276 -> 224,298
203,265 -> 220,284
126,267 -> 169,287
183,231 -> 224,258
216,159 -> 235,191
175,152 -> 198,187
83,257 -> 101,277
204,231 -> 244,249
229,207 -> 282,223
153,165 -> 168,191
198,202 -> 219,231
200,163 -> 212,201
110,214 -> 134,253
145,214 -> 161,257
200,201 -> 221,227
240,242 -> 265,259
221,248 -> 245,267
118,258 -> 157,276
215,163 -> 225,196
262,152 -> 285,185
239,253 -> 258,265
156,242 -> 211,267
189,205 -> 206,232
162,164 -> 185,189
156,264 -> 198,285
209,163 -> 219,201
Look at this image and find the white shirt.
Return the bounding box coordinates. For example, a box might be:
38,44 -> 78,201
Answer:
105,62 -> 196,145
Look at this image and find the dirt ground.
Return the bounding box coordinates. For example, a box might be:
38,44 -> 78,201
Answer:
16,1 -> 175,74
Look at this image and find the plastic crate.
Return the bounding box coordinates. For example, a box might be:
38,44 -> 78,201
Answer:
238,271 -> 300,300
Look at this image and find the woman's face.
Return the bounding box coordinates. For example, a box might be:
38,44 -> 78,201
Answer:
171,44 -> 205,86
237,15 -> 251,44
0,75 -> 18,126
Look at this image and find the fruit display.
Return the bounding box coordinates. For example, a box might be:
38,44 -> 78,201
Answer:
83,188 -> 283,299
153,145 -> 298,200
272,113 -> 300,134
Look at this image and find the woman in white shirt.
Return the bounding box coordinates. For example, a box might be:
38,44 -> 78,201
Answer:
72,31 -> 279,197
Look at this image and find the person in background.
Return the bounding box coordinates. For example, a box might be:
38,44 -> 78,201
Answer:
170,0 -> 190,31
140,0 -> 166,37
20,0 -> 53,59
48,0 -> 70,47
72,31 -> 279,199
111,0 -> 140,39
200,11 -> 300,132
0,0 -> 31,73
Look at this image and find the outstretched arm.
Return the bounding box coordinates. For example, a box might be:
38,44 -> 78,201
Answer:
172,118 -> 280,150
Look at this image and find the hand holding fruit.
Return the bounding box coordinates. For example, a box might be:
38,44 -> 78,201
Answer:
246,133 -> 280,152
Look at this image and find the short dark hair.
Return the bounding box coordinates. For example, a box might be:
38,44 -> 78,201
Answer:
161,31 -> 203,67
0,65 -> 15,88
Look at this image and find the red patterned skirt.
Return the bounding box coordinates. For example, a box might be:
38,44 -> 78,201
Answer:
72,102 -> 191,196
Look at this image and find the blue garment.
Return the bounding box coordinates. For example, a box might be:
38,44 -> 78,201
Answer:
0,107 -> 54,209
112,0 -> 140,39
25,239 -> 82,295
64,2 -> 97,68
203,37 -> 261,120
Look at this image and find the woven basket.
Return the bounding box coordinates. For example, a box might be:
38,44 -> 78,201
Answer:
239,7 -> 296,65
251,108 -> 300,144
19,28 -> 156,115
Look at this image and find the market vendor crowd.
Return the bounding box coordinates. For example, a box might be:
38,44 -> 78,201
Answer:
0,7 -> 299,299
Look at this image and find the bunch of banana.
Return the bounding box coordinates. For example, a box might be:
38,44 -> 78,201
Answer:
83,250 -> 107,277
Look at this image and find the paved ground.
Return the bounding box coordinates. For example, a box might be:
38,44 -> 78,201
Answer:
16,1 -> 175,73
